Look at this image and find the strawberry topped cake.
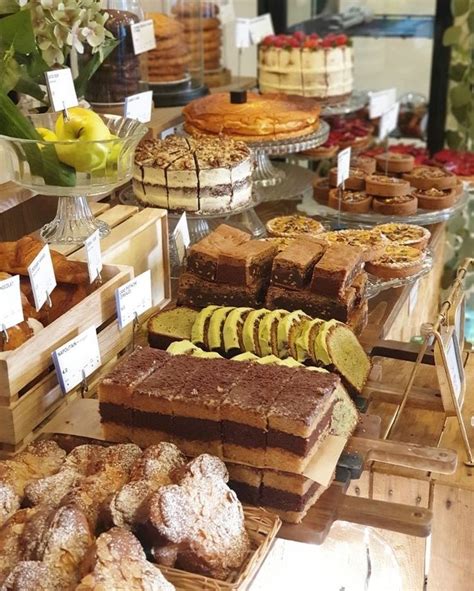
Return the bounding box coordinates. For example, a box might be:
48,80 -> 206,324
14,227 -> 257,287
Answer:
259,31 -> 353,100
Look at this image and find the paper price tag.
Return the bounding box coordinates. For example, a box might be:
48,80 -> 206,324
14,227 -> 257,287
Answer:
0,275 -> 24,331
219,0 -> 235,24
115,271 -> 152,329
369,87 -> 396,119
445,330 -> 463,403
160,126 -> 176,139
84,230 -> 102,284
337,147 -> 351,186
52,326 -> 101,394
125,91 -> 153,123
131,20 -> 156,55
45,68 -> 79,112
173,212 -> 191,263
27,245 -> 57,311
379,101 -> 400,140
235,18 -> 252,48
249,13 -> 274,44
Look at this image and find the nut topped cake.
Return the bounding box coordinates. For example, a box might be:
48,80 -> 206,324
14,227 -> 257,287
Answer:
133,135 -> 253,214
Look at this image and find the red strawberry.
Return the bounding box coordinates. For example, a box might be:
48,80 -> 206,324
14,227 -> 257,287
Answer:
309,32 -> 319,40
293,30 -> 305,41
262,35 -> 276,46
304,38 -> 319,49
273,37 -> 284,48
335,34 -> 348,46
288,37 -> 300,48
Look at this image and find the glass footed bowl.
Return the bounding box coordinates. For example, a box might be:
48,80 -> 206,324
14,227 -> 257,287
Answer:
0,112 -> 148,244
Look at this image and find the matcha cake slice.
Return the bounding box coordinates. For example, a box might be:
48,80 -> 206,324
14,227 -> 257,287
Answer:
223,307 -> 252,356
147,307 -> 198,349
258,309 -> 287,356
207,306 -> 235,353
191,305 -> 219,349
242,308 -> 270,355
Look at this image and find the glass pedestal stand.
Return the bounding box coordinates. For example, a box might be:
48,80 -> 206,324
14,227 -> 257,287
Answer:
320,90 -> 369,118
40,195 -> 111,244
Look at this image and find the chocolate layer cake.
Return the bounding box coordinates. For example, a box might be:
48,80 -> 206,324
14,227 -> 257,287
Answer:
99,348 -> 356,474
310,244 -> 363,297
270,239 -> 325,289
133,135 -> 252,214
186,225 -> 251,281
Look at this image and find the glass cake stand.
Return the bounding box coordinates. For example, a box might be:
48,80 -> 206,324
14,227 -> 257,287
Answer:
366,248 -> 434,299
0,113 -> 147,243
247,121 -> 330,189
319,90 -> 369,118
298,189 -> 469,227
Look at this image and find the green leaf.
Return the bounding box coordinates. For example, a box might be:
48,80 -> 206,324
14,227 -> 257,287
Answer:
449,63 -> 467,81
443,25 -> 463,46
0,55 -> 21,94
469,10 -> 474,32
0,10 -> 36,54
445,129 -> 463,149
452,104 -> 470,124
451,0 -> 470,16
0,0 -> 19,15
73,39 -> 119,99
15,76 -> 46,103
450,83 -> 471,107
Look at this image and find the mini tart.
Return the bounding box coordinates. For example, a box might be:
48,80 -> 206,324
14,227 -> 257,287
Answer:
365,174 -> 411,197
366,244 -> 425,279
403,166 -> 458,190
266,215 -> 324,238
327,188 -> 372,213
376,223 -> 431,250
375,152 -> 415,173
313,177 -> 331,204
351,155 -> 376,174
413,186 -> 460,210
372,194 -> 418,216
316,229 -> 388,262
329,166 -> 366,190
303,143 -> 339,159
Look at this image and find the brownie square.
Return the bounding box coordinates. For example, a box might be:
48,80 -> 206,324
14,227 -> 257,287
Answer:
216,241 -> 277,286
310,244 -> 363,296
271,239 -> 325,289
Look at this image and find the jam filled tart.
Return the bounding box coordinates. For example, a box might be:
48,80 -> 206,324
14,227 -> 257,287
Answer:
366,244 -> 425,279
328,188 -> 372,213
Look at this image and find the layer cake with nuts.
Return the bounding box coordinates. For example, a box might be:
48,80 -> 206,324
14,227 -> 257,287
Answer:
133,135 -> 252,214
99,347 -> 357,474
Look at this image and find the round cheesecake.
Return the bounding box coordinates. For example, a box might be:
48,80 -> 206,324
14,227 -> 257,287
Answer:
133,135 -> 252,214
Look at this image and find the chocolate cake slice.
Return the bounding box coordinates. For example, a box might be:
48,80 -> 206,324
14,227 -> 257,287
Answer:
186,224 -> 251,281
99,347 -> 171,442
216,241 -> 277,286
266,370 -> 342,471
310,243 -> 363,297
271,239 -> 325,289
177,272 -> 265,309
266,284 -> 356,322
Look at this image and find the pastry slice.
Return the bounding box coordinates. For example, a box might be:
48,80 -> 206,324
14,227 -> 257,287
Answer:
277,357 -> 304,368
166,340 -> 199,356
207,306 -> 234,353
366,244 -> 425,279
258,309 -> 287,356
300,317 -> 326,364
255,354 -> 281,365
242,308 -> 270,355
232,352 -> 259,362
147,307 -> 198,349
190,305 -> 219,349
192,350 -> 223,359
276,310 -> 309,359
223,307 -> 252,356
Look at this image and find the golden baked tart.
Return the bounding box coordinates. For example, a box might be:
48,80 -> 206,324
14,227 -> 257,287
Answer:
372,194 -> 418,216
266,215 -> 324,238
403,166 -> 458,190
366,244 -> 425,279
365,174 -> 411,197
313,177 -> 331,204
183,92 -> 321,142
327,188 -> 372,213
316,229 -> 388,262
351,155 -> 376,174
413,186 -> 460,210
329,166 -> 366,190
375,152 -> 415,173
376,223 -> 430,250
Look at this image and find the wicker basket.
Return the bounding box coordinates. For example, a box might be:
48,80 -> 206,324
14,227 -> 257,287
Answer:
159,506 -> 281,590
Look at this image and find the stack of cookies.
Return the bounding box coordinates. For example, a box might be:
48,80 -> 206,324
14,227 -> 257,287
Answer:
174,2 -> 222,72
146,12 -> 190,83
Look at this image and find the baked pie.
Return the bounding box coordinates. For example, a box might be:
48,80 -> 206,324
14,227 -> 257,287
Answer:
366,244 -> 425,279
372,194 -> 418,216
375,223 -> 430,250
365,174 -> 411,197
375,152 -> 415,173
403,166 -> 457,190
266,215 -> 325,238
327,188 -> 372,213
329,166 -> 366,190
413,186 -> 460,210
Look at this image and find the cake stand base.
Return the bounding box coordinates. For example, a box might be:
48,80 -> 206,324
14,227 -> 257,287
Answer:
253,151 -> 286,187
254,163 -> 315,203
40,196 -> 111,244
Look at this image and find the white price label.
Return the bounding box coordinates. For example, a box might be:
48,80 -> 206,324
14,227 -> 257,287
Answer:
337,147 -> 351,187
131,19 -> 156,55
219,0 -> 235,24
84,230 -> 102,284
27,245 -> 57,311
379,101 -> 400,140
52,326 -> 101,394
369,88 -> 397,119
125,91 -> 153,123
0,275 -> 24,331
173,212 -> 191,263
45,68 -> 79,112
235,18 -> 252,48
445,331 -> 463,404
115,271 -> 152,329
249,13 -> 274,44
160,126 -> 176,139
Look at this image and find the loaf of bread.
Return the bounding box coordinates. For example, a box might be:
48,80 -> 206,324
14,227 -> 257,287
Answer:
76,527 -> 175,590
143,454 -> 250,580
